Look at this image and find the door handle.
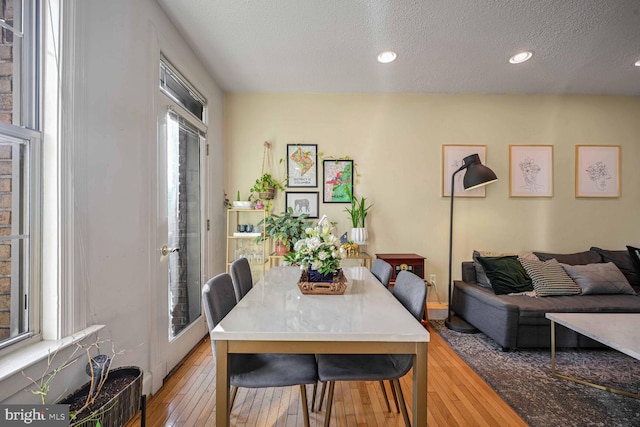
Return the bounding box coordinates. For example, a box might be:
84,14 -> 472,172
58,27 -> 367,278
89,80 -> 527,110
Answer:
161,245 -> 180,256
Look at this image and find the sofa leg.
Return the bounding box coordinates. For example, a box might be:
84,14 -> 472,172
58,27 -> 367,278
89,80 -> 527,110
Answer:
500,346 -> 510,352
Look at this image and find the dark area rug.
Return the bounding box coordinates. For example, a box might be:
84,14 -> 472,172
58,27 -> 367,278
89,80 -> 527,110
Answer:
431,320 -> 640,427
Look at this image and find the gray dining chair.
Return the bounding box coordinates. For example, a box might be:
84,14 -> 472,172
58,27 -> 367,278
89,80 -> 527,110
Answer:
371,259 -> 393,289
230,257 -> 253,302
202,273 -> 319,427
316,270 -> 427,427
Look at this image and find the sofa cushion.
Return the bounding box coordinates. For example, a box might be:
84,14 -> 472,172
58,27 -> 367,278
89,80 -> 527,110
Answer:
561,262 -> 636,295
477,255 -> 533,295
590,246 -> 639,287
473,250 -> 537,288
533,250 -> 601,265
519,258 -> 581,297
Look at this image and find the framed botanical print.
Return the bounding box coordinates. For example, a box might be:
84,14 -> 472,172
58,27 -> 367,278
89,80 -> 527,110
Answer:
575,145 -> 620,198
285,192 -> 319,218
442,145 -> 488,197
509,145 -> 553,197
322,159 -> 353,203
287,144 -> 318,187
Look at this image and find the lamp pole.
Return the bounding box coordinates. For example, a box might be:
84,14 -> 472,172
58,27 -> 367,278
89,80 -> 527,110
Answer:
445,154 -> 496,332
445,164 -> 472,331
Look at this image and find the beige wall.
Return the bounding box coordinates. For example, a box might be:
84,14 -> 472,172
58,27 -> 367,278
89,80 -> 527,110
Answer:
224,93 -> 640,302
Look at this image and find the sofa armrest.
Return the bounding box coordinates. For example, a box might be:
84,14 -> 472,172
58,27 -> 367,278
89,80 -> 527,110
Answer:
451,281 -> 520,350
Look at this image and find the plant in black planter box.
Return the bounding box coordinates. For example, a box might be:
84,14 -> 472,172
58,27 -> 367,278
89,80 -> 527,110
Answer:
24,338 -> 143,427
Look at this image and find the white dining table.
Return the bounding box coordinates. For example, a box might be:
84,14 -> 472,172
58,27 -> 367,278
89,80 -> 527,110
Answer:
210,266 -> 430,426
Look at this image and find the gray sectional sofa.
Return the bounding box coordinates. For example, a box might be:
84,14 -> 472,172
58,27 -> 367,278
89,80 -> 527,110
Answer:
450,247 -> 640,351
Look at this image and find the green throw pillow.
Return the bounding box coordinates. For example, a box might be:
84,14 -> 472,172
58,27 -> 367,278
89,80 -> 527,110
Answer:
477,255 -> 533,295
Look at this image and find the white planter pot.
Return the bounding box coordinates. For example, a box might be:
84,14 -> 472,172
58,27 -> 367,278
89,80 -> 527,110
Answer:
350,227 -> 368,245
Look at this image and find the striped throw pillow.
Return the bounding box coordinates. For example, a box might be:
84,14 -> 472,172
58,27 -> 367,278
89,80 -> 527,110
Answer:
519,258 -> 581,297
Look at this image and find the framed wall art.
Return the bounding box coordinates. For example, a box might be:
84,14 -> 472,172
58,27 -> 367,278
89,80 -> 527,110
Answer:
442,145 -> 488,197
322,159 -> 354,203
285,192 -> 319,218
509,145 -> 553,197
575,145 -> 620,198
287,144 -> 318,187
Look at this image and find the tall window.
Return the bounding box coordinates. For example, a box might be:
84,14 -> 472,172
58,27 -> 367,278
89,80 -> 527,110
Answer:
0,0 -> 40,349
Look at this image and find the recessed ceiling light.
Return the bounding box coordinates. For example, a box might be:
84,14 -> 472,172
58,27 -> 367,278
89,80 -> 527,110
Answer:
377,51 -> 397,64
509,51 -> 533,64
635,59 -> 640,67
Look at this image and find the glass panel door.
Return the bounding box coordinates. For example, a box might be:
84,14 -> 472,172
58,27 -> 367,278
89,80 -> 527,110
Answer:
166,112 -> 202,339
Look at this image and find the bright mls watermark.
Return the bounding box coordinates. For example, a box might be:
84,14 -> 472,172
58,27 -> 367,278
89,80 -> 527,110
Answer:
1,405 -> 68,426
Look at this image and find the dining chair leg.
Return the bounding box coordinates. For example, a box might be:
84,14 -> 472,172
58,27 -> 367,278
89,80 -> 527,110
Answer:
392,378 -> 411,427
311,382 -> 318,412
378,381 -> 392,412
323,381 -> 336,427
299,384 -> 311,427
389,379 -> 400,413
317,381 -> 327,411
229,386 -> 239,414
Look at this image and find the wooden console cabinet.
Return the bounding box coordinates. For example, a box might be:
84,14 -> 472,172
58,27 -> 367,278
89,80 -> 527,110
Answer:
375,253 -> 426,285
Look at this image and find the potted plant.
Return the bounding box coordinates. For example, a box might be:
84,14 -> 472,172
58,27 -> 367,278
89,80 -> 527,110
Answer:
257,207 -> 311,255
250,173 -> 286,201
231,190 -> 253,209
344,189 -> 373,245
25,339 -> 143,427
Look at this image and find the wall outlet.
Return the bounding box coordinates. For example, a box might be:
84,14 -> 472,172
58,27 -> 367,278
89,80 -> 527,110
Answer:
429,274 -> 436,285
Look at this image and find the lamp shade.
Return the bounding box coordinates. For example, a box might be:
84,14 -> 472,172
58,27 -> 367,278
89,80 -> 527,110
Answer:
461,154 -> 498,190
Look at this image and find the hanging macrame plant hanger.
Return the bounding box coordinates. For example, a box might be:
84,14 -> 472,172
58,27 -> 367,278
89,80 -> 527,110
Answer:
259,141 -> 276,200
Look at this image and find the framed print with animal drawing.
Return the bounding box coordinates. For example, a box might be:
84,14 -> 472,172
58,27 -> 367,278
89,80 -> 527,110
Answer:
286,192 -> 319,218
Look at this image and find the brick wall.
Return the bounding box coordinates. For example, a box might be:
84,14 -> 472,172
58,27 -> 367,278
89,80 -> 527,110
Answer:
0,145 -> 11,340
0,0 -> 13,340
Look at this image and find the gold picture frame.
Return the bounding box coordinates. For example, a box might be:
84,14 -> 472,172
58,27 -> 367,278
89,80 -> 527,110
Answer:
509,145 -> 553,197
442,144 -> 488,197
575,145 -> 621,198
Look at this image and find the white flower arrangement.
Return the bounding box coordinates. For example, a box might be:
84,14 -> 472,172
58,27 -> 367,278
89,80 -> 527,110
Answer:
285,220 -> 346,275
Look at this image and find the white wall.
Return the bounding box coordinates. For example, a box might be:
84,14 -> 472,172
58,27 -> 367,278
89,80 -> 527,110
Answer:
1,0 -> 225,403
224,93 -> 640,303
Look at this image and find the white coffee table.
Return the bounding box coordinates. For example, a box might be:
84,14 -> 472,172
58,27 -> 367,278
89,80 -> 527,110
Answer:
546,312 -> 640,399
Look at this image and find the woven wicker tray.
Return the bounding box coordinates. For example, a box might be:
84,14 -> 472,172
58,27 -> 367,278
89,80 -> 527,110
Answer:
297,269 -> 348,295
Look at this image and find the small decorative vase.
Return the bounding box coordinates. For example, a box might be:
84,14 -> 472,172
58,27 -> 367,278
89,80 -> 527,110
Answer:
308,267 -> 336,283
350,227 -> 368,245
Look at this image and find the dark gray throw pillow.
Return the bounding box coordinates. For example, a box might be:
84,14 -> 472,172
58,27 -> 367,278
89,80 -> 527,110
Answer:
477,255 -> 533,295
561,262 -> 636,295
473,250 -> 492,288
590,246 -> 639,287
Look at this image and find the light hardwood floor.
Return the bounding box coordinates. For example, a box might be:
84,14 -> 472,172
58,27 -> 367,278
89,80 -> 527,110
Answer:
125,329 -> 526,426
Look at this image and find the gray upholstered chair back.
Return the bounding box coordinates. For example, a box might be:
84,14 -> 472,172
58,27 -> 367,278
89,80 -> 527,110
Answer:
371,259 -> 393,288
230,257 -> 253,302
202,273 -> 237,355
393,270 -> 426,322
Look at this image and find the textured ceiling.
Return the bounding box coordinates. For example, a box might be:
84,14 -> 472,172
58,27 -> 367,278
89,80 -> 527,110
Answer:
157,0 -> 640,95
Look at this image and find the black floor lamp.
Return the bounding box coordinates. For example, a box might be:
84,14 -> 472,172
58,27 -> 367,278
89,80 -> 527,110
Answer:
445,154 -> 497,333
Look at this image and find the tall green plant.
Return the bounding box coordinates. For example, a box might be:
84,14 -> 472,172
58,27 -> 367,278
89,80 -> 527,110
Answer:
344,188 -> 373,228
